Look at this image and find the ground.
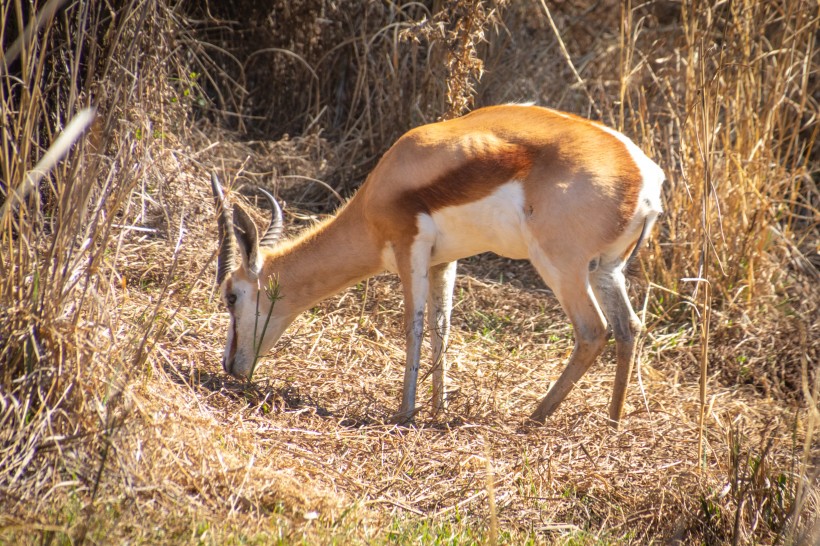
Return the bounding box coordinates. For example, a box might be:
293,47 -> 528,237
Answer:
91,167 -> 814,544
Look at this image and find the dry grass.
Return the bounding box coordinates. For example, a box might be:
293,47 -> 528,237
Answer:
2,0 -> 818,544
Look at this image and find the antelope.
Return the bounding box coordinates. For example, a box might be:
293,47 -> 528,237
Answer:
210,104 -> 664,426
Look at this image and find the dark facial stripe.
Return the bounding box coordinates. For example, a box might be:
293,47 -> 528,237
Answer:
228,317 -> 238,369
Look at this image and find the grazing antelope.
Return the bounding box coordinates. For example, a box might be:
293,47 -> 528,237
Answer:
211,104 -> 664,426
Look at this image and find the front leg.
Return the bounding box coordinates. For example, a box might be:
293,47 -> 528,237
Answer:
428,261 -> 457,414
393,236 -> 433,423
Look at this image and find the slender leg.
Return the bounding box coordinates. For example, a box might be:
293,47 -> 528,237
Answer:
428,261 -> 457,414
392,238 -> 433,423
529,257 -> 608,423
590,261 -> 642,427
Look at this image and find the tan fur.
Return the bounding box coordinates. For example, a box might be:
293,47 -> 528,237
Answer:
257,197 -> 384,320
356,105 -> 643,255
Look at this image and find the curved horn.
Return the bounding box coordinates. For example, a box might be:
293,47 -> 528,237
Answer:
211,173 -> 236,286
257,187 -> 284,248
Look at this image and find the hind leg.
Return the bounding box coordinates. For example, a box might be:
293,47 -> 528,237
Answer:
590,258 -> 642,427
529,254 -> 609,423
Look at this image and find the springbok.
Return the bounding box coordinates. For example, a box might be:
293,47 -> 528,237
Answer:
210,104 -> 664,426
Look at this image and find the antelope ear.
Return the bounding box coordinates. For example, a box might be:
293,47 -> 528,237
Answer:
233,206 -> 261,275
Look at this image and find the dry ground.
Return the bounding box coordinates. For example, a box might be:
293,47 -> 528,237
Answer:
55,152 -> 812,544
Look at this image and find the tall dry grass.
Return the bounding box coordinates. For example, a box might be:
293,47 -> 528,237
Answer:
614,1 -> 819,540
183,0 -> 507,204
628,0 -> 818,306
1,0 -> 191,539
614,0 -> 818,408
543,2 -> 818,539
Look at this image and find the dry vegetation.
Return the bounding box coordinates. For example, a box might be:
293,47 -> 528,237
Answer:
1,0 -> 818,544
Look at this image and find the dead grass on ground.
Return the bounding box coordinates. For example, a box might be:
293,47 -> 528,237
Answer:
39,206 -> 815,543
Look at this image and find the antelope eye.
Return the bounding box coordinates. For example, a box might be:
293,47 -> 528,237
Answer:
226,293 -> 237,306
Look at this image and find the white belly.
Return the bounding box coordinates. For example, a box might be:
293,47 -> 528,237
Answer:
378,181 -> 531,274
428,181 -> 530,264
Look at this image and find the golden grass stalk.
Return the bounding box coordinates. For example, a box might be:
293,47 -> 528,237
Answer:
0,107 -> 95,222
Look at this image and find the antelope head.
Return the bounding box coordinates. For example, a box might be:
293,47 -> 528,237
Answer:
210,173 -> 288,380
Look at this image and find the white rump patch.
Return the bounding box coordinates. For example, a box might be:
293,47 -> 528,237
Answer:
595,124 -> 664,214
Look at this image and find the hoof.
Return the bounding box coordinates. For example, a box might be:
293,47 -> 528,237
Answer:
526,411 -> 547,426
606,411 -> 623,430
389,406 -> 421,425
